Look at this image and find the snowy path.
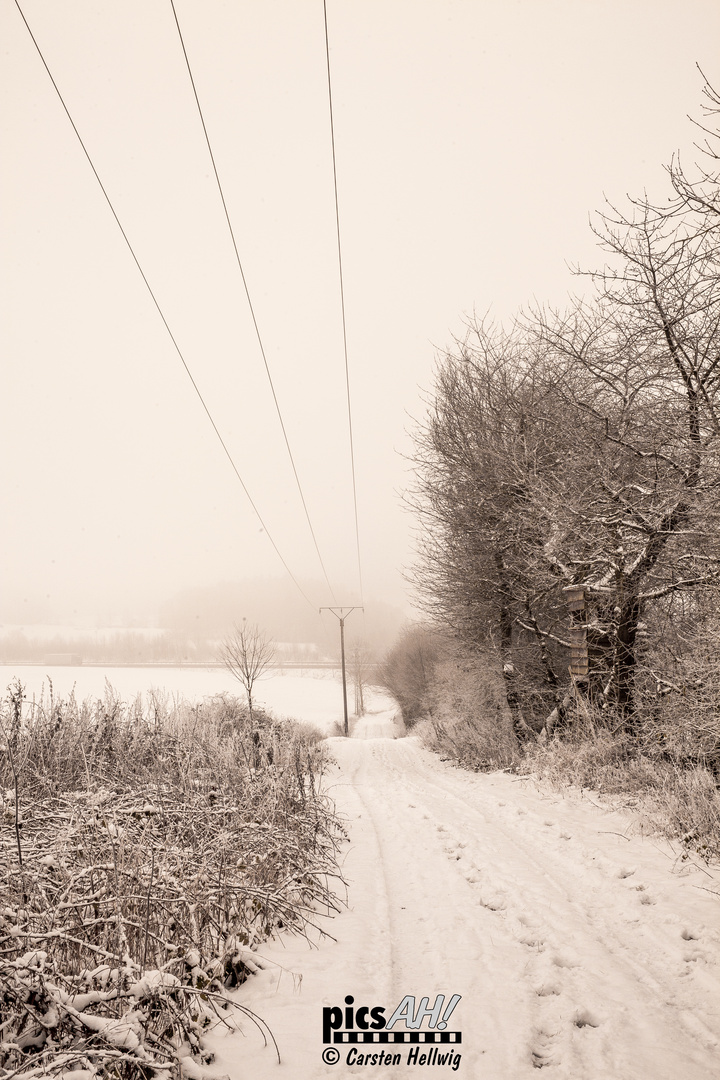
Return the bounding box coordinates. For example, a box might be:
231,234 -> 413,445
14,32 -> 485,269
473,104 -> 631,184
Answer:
208,711 -> 720,1079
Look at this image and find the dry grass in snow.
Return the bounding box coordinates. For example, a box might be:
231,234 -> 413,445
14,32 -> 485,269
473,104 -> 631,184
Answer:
0,681 -> 346,1078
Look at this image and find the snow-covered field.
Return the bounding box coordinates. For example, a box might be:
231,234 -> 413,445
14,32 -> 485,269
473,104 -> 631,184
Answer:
205,710 -> 720,1080
1,664 -> 363,733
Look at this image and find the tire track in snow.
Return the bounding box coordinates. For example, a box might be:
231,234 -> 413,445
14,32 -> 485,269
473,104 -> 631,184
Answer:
364,737 -> 720,1079
209,722 -> 720,1080
329,735 -> 547,1079
329,737 -> 398,1006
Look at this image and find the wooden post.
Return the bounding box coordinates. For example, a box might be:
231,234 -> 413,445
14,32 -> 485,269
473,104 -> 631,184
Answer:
563,585 -> 588,678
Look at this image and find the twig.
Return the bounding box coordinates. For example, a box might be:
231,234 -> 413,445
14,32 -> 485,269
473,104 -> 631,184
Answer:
691,884 -> 720,897
142,847 -> 155,974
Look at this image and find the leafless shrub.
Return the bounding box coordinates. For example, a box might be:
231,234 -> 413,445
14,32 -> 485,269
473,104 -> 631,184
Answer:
632,606 -> 720,776
419,650 -> 519,770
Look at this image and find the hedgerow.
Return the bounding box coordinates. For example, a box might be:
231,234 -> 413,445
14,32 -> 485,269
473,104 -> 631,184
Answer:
0,681 -> 345,1078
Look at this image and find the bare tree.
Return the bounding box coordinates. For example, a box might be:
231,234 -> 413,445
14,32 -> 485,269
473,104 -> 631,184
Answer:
379,623 -> 445,724
348,639 -> 374,716
407,320 -> 577,738
531,155 -> 720,724
667,71 -> 720,219
219,622 -> 275,721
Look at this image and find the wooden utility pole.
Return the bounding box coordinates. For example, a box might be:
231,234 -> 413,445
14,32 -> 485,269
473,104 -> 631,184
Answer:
319,606 -> 363,736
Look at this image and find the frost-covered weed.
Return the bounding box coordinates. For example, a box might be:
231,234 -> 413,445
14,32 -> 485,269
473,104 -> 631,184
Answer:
420,662 -> 720,860
524,730 -> 720,861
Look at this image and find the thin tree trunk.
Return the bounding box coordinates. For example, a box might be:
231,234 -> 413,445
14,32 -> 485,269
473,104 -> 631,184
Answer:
495,552 -> 534,742
614,598 -> 640,733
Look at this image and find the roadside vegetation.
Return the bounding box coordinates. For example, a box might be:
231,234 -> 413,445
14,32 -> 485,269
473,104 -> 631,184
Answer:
382,75 -> 720,863
0,681 -> 345,1078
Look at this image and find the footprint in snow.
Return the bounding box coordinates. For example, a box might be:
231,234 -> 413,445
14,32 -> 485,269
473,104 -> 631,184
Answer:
479,893 -> 506,912
616,866 -> 636,879
573,1008 -> 601,1029
530,1027 -> 560,1069
552,950 -> 580,970
681,927 -> 699,940
520,934 -> 546,951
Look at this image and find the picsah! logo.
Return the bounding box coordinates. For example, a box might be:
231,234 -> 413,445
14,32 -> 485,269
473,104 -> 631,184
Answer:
321,993 -> 462,1070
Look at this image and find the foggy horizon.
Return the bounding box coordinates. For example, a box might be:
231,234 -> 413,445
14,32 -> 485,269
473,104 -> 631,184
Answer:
0,573 -> 411,668
2,1 -> 718,649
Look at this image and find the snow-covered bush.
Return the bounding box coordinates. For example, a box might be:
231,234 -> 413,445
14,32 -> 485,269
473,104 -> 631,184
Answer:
419,651 -> 519,770
0,684 -> 345,1077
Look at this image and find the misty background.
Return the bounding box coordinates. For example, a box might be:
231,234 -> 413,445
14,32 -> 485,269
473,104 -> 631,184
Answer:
2,0 -> 718,663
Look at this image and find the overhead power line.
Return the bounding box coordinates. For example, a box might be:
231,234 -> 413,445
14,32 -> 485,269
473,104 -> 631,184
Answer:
169,0 -> 337,604
322,0 -> 365,606
13,0 -> 316,609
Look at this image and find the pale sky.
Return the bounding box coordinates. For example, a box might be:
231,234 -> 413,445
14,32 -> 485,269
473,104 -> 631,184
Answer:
2,0 -> 718,627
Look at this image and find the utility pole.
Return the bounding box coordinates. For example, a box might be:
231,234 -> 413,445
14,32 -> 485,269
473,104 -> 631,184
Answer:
320,606 -> 363,736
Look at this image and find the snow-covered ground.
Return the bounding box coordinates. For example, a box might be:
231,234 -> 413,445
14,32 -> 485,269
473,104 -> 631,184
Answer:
5,668 -> 718,1076
206,707 -> 720,1080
